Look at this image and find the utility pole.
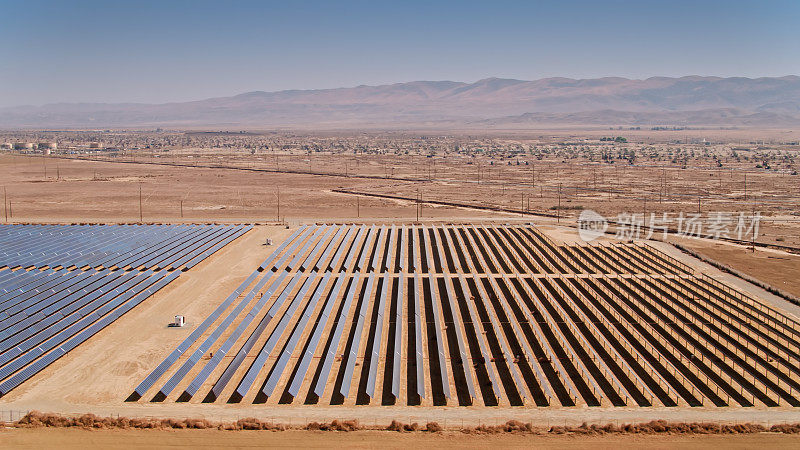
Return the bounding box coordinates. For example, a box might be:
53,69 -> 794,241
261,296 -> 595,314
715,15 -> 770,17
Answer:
3,186 -> 6,222
744,173 -> 747,201
357,196 -> 360,218
276,188 -> 281,222
643,196 -> 647,226
416,189 -> 420,222
139,183 -> 143,223
180,200 -> 183,219
557,183 -> 562,223
751,205 -> 756,252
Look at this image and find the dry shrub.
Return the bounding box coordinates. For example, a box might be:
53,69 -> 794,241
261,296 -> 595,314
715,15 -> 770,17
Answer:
465,421 -> 535,434
503,420 -> 534,433
404,422 -> 419,432
235,417 -> 284,431
472,425 -> 501,434
771,423 -> 800,434
306,421 -> 324,431
129,418 -> 161,429
331,420 -> 360,431
11,412 -> 800,436
304,420 -> 359,431
425,422 -> 442,432
14,412 -> 225,430
553,420 -> 770,435
186,418 -> 214,429
385,421 -> 438,433
218,422 -> 237,431
387,420 -> 404,432
16,411 -> 72,427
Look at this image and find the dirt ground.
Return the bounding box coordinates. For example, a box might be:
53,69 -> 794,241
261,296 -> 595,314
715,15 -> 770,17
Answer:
3,428 -> 799,449
676,237 -> 800,299
1,147 -> 798,246
0,154 -> 514,223
2,139 -> 800,443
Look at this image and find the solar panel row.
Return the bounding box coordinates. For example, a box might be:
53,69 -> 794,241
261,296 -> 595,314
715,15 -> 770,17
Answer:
0,223 -> 252,397
0,224 -> 251,271
130,223 -> 800,409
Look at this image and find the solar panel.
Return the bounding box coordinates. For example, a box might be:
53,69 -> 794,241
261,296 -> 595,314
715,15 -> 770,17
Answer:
261,272 -> 332,397
391,274 -> 403,398
398,226 -> 407,272
426,274 -> 450,399
301,227 -> 337,272
314,226 -> 345,272
409,226 -> 418,272
179,270 -> 285,399
272,227 -> 315,271
286,273 -> 348,397
132,268 -> 262,399
0,224 -> 250,271
365,272 -> 390,397
356,226 -> 376,272
457,274 -> 501,400
0,270 -> 178,395
473,274 -> 527,403
412,273 -> 424,399
312,273 -> 360,397
326,226 -> 356,272
206,270 -> 292,402
287,227 -> 326,271
368,226 -> 385,272
442,275 -> 475,400
340,226 -> 366,272
339,272 -> 375,398
232,273 -> 314,400
260,226 -> 307,270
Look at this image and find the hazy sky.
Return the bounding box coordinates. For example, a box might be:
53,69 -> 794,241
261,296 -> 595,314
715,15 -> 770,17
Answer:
1,0 -> 799,107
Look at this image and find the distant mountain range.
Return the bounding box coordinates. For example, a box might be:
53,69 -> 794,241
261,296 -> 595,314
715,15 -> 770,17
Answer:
2,76 -> 800,128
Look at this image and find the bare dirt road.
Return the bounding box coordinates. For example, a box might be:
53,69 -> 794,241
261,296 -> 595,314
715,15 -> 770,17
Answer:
3,428 -> 800,450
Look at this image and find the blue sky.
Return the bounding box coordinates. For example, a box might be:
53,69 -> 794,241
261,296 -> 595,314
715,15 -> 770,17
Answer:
1,0 -> 798,107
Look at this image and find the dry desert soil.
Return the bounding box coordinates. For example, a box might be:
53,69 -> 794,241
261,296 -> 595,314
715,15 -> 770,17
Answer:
3,428 -> 800,449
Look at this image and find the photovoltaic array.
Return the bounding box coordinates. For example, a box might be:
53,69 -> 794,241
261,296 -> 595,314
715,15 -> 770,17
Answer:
0,224 -> 252,397
0,224 -> 251,271
132,223 -> 800,408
